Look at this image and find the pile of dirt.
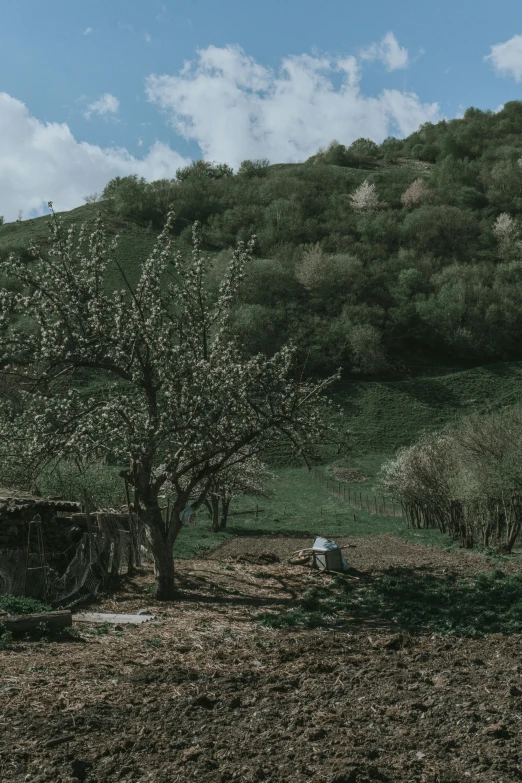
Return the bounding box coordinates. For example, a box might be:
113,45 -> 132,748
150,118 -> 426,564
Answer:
1,535 -> 521,783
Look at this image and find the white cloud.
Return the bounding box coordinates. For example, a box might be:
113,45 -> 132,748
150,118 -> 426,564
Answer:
485,34 -> 522,81
83,27 -> 93,36
361,32 -> 409,71
0,92 -> 190,222
138,138 -> 143,146
83,93 -> 120,120
145,44 -> 439,169
144,33 -> 151,43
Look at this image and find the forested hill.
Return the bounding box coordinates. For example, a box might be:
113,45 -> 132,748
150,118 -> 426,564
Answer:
4,101 -> 522,379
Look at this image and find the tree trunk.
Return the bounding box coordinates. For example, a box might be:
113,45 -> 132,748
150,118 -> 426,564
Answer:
219,497 -> 231,530
210,494 -> 220,533
141,503 -> 177,600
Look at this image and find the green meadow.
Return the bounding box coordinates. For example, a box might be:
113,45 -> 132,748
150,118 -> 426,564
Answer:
175,360 -> 522,559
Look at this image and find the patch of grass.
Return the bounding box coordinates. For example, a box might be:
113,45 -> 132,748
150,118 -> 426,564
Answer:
0,595 -> 52,615
82,622 -> 111,636
30,622 -> 81,643
0,630 -> 13,649
174,525 -> 233,560
257,569 -> 522,637
145,636 -> 163,648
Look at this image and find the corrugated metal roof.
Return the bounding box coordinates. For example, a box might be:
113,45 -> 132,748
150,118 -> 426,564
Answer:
0,497 -> 81,514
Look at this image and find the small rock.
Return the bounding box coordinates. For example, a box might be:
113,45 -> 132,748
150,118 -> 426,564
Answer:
137,608 -> 153,616
509,685 -> 522,696
114,624 -> 123,632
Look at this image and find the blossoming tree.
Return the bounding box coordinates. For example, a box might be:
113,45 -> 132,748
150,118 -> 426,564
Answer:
198,446 -> 275,532
349,179 -> 386,213
0,205 -> 341,599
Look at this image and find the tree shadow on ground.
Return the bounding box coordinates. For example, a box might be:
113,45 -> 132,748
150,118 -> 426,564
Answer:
170,567 -> 305,611
258,566 -> 522,637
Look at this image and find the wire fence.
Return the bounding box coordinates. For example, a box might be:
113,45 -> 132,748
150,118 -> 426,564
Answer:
311,467 -> 404,518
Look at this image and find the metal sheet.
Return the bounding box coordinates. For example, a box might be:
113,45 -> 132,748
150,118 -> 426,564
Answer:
73,612 -> 155,624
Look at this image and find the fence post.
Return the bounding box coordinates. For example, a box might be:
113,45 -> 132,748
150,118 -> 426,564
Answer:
343,486 -> 346,501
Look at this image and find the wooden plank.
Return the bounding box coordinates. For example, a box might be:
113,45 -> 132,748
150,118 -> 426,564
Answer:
1,610 -> 72,635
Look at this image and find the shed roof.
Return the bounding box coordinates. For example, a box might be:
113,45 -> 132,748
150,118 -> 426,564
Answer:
0,496 -> 81,515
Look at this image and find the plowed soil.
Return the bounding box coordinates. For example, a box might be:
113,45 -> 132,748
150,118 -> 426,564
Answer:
1,534 -> 522,783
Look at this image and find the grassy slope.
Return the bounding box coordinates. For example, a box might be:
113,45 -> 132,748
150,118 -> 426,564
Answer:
3,199 -> 521,560
328,360 -> 522,480
178,362 -> 522,560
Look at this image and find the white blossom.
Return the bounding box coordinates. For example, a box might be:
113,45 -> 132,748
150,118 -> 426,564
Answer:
349,179 -> 386,213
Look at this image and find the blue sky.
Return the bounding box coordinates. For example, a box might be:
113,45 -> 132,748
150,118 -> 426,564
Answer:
1,0 -> 522,221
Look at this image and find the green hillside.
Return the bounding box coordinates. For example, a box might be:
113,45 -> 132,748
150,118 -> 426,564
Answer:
3,104 -> 522,555
5,103 -> 522,380
332,360 -> 522,452
0,203 -> 171,292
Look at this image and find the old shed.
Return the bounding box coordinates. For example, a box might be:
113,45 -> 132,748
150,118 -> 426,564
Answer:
0,493 -> 82,552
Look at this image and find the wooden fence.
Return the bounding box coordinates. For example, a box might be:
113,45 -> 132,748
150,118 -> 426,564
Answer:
312,467 -> 404,517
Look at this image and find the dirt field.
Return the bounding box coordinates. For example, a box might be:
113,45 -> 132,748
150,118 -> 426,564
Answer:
1,534 -> 522,783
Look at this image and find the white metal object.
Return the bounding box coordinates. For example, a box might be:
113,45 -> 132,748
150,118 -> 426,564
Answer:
311,537 -> 349,572
73,612 -> 156,624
